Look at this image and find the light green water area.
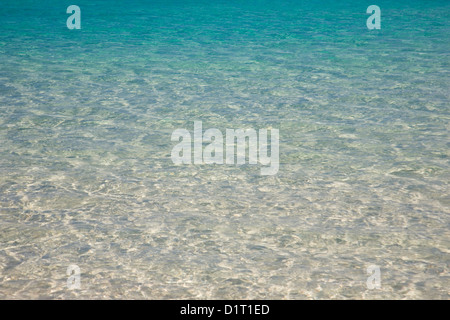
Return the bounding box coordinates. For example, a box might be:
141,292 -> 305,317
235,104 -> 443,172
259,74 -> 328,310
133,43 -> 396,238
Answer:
0,0 -> 449,298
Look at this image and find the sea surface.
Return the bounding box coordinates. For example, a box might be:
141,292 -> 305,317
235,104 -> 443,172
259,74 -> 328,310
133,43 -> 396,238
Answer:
0,0 -> 449,299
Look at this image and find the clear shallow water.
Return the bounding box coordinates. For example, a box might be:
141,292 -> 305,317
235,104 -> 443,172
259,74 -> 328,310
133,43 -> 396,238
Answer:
0,0 -> 449,299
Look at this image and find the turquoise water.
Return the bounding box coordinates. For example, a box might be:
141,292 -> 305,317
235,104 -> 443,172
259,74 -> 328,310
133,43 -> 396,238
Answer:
0,0 -> 449,299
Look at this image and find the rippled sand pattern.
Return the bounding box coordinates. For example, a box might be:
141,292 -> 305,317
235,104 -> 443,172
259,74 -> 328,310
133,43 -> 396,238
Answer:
0,0 -> 449,299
